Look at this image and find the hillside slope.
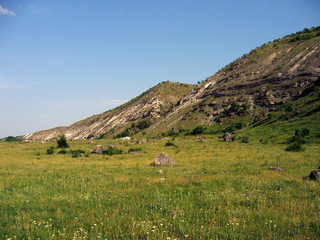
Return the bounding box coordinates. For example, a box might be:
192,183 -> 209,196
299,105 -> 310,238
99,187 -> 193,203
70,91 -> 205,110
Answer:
25,27 -> 320,140
148,27 -> 320,135
25,82 -> 195,140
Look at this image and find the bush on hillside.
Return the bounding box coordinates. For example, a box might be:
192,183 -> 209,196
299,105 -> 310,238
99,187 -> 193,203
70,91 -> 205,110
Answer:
58,149 -> 68,154
128,147 -> 143,153
287,128 -> 310,144
114,120 -> 152,139
190,126 -> 206,135
46,146 -> 55,155
284,103 -> 295,113
286,128 -> 310,152
286,142 -> 304,152
70,149 -> 86,158
165,141 -> 177,147
57,135 -> 69,148
240,136 -> 249,143
5,136 -> 22,142
102,147 -> 123,156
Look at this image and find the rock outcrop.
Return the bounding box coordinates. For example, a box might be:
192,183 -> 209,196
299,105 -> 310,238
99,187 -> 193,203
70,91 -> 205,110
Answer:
154,153 -> 175,166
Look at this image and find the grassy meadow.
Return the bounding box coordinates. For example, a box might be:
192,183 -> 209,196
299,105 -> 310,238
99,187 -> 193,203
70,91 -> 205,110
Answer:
0,137 -> 319,239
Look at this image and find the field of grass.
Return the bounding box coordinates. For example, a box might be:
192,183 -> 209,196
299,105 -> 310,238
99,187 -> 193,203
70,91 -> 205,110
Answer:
0,137 -> 319,239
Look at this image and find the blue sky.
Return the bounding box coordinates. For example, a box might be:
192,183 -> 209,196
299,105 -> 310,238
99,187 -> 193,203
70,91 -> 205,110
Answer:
0,0 -> 319,138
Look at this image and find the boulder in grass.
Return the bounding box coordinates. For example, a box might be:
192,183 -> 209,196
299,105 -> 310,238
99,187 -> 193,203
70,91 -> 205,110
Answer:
154,153 -> 175,166
309,167 -> 320,180
92,146 -> 103,154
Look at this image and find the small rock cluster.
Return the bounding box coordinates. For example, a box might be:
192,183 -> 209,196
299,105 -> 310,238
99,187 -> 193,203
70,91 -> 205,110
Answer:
269,167 -> 285,172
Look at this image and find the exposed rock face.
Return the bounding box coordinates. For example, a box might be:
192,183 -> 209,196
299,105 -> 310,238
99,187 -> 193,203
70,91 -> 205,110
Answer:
154,153 -> 175,166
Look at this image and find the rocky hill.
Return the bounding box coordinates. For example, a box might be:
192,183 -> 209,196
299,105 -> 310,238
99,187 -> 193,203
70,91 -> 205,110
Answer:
25,82 -> 195,140
148,27 -> 320,135
25,27 -> 320,140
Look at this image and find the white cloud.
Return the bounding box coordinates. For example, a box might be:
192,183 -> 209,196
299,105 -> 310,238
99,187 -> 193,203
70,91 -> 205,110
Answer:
0,4 -> 16,16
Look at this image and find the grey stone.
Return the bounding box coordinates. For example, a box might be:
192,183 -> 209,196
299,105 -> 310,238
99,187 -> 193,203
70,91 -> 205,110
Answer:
92,146 -> 103,154
269,167 -> 285,172
154,153 -> 175,166
160,178 -> 166,183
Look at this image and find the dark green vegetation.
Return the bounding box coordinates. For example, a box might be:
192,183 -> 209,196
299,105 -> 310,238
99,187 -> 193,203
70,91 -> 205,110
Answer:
114,120 -> 152,138
102,146 -> 123,156
56,135 -> 69,148
4,136 -> 22,142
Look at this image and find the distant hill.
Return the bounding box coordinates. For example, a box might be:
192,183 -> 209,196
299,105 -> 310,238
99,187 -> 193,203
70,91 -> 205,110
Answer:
147,26 -> 320,137
25,82 -> 195,140
25,27 -> 320,141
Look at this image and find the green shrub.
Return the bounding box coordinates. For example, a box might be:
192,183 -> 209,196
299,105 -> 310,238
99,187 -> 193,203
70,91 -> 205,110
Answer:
265,84 -> 273,90
286,142 -> 304,152
241,137 -> 249,143
284,103 -> 295,112
114,120 -> 152,139
46,147 -> 55,155
224,126 -> 235,133
165,141 -> 176,147
128,148 -> 142,153
58,149 -> 68,154
70,149 -> 86,158
136,120 -> 151,130
114,128 -> 130,138
162,130 -> 179,137
5,136 -> 21,142
57,135 -> 69,148
191,126 -> 206,135
102,147 -> 123,156
286,128 -> 310,152
314,86 -> 320,96
287,128 -> 310,144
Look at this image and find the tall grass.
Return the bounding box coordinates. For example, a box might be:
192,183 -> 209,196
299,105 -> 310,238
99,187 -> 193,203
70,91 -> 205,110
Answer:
0,138 -> 319,239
